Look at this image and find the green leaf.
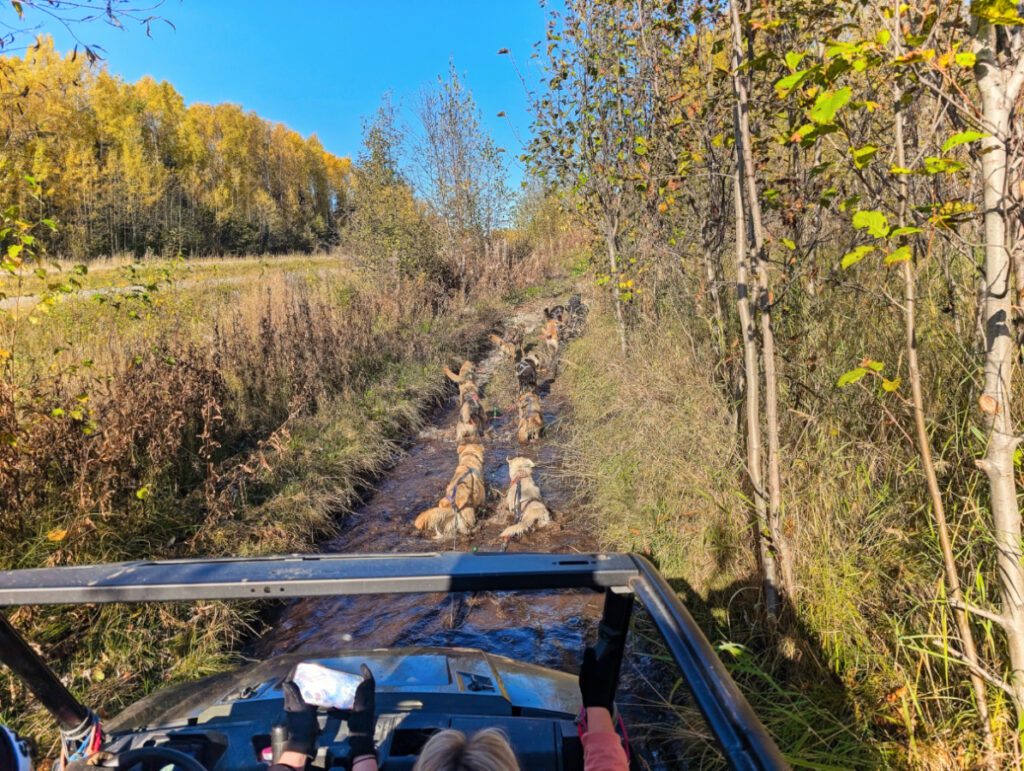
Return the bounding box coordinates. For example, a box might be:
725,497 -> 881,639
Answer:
808,86 -> 852,124
852,209 -> 890,238
942,130 -> 988,152
863,360 -> 884,372
971,0 -> 1024,26
790,123 -> 815,142
775,69 -> 810,98
136,485 -> 152,501
884,245 -> 913,264
955,51 -> 977,67
882,377 -> 901,392
890,226 -> 923,237
784,51 -> 806,72
924,156 -> 967,174
837,367 -> 868,387
889,165 -> 914,175
851,145 -> 878,169
780,238 -> 796,250
840,244 -> 875,269
876,28 -> 891,45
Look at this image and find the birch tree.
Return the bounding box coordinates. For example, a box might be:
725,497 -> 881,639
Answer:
971,0 -> 1024,715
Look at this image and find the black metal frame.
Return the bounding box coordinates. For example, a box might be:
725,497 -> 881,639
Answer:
0,551 -> 788,770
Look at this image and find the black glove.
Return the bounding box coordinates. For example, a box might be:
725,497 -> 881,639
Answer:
281,679 -> 319,757
347,664 -> 376,760
579,646 -> 616,712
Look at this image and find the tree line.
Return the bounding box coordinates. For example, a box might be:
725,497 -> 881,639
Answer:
1,37 -> 350,258
529,0 -> 1024,761
0,38 -> 519,287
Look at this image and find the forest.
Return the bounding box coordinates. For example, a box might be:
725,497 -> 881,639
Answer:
525,0 -> 1024,766
1,37 -> 350,257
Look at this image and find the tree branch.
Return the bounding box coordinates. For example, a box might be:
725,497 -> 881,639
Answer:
931,639 -> 1015,698
949,600 -> 1008,627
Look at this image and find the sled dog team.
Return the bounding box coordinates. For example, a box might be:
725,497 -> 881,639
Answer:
414,297 -> 586,544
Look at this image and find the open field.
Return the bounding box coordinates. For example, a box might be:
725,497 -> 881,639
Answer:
0,253 -> 345,312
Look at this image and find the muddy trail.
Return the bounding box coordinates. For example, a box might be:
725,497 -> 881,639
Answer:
253,304 -> 677,766
257,305 -> 601,665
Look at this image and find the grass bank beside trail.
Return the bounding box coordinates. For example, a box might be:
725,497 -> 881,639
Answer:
554,302 -> 914,769
0,255 -> 510,750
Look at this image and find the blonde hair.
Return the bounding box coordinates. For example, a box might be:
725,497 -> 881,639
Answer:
412,728 -> 520,771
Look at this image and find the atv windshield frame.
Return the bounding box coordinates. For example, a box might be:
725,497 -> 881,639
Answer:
0,551 -> 787,770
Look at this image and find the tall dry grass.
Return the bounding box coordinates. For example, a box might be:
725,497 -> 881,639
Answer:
555,252 -> 1005,767
0,256 -> 508,749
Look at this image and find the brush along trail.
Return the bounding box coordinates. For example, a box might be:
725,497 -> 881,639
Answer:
255,302 -> 599,667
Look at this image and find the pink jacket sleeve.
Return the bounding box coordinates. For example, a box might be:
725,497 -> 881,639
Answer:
582,729 -> 629,771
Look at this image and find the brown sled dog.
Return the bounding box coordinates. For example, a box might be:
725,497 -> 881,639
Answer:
489,324 -> 526,360
455,392 -> 486,442
444,360 -> 480,401
414,442 -> 486,537
541,309 -> 561,358
516,390 -> 544,444
489,333 -> 517,359
501,457 -> 552,540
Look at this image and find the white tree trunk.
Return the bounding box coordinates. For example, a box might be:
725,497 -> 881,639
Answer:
730,0 -> 791,613
974,25 -> 1024,713
733,166 -> 779,616
605,226 -> 629,357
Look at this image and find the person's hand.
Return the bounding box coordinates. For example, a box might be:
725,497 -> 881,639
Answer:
578,646 -> 616,712
281,678 -> 319,758
347,664 -> 376,761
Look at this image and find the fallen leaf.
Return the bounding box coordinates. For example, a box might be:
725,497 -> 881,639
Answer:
979,394 -> 999,415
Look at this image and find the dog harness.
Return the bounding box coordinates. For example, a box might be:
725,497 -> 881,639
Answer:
445,467 -> 478,508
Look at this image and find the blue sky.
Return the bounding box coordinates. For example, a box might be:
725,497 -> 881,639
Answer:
30,0 -> 551,186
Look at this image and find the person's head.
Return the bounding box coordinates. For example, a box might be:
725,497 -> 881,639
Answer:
412,728 -> 520,771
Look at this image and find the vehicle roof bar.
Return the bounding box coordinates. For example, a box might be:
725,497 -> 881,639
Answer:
630,557 -> 788,770
0,552 -> 638,605
0,551 -> 788,769
0,613 -> 88,731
